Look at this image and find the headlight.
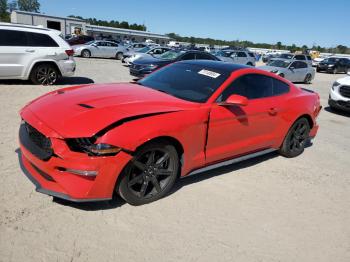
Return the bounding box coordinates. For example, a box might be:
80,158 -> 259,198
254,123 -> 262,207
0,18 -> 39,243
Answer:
87,144 -> 122,156
146,64 -> 158,69
66,138 -> 121,156
332,81 -> 340,90
328,64 -> 335,67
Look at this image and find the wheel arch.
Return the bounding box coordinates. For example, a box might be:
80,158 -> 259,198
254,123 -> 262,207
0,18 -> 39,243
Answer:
295,114 -> 314,129
28,60 -> 62,78
113,135 -> 185,195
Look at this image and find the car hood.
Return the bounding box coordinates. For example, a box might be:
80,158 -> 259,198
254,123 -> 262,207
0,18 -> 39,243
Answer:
72,44 -> 88,50
337,75 -> 350,85
21,83 -> 196,138
133,57 -> 172,66
258,65 -> 283,72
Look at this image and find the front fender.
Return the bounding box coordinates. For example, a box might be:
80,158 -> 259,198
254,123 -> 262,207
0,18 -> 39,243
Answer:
97,109 -> 210,176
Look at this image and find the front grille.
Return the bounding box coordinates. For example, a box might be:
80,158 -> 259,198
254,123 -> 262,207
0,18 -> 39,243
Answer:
130,63 -> 143,70
20,122 -> 53,161
339,85 -> 350,98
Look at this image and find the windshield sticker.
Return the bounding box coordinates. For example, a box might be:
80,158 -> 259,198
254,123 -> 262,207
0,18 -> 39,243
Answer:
198,69 -> 221,78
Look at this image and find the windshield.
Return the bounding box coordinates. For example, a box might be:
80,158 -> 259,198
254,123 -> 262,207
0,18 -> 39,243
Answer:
268,60 -> 291,68
159,50 -> 182,60
85,41 -> 96,45
138,46 -> 151,53
278,54 -> 293,59
138,63 -> 228,103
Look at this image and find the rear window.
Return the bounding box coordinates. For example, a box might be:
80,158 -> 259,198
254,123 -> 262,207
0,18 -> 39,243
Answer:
138,63 -> 228,103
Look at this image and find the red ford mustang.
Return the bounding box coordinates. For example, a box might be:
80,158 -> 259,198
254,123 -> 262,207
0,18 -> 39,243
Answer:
19,60 -> 321,205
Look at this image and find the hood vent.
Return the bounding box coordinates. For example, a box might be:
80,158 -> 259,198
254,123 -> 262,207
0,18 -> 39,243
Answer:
78,103 -> 95,109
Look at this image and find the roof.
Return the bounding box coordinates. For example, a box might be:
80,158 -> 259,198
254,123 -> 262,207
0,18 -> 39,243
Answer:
178,60 -> 249,74
85,24 -> 170,40
12,10 -> 85,22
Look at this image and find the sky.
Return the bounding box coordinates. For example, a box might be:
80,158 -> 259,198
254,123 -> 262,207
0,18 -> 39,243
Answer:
39,0 -> 349,47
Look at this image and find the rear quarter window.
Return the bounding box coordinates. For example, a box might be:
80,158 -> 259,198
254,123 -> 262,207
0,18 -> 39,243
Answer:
272,79 -> 289,95
26,32 -> 59,47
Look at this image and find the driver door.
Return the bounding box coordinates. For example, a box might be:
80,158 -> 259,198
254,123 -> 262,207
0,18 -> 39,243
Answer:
206,73 -> 282,164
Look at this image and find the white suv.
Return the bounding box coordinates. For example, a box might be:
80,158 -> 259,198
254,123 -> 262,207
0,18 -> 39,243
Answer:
329,72 -> 350,112
0,23 -> 76,85
217,50 -> 256,66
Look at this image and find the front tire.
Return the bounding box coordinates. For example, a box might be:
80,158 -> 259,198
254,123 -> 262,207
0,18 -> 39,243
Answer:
304,73 -> 312,84
279,118 -> 310,158
116,52 -> 123,60
118,142 -> 179,205
81,49 -> 91,58
30,63 -> 59,85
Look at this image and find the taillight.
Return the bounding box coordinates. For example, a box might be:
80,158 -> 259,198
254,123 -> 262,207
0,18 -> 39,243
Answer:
65,49 -> 74,56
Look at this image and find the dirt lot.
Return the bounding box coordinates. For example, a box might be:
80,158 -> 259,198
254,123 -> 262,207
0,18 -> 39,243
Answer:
0,58 -> 349,262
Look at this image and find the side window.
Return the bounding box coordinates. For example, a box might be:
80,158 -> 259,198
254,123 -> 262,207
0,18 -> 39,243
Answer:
218,74 -> 273,101
97,42 -> 107,46
180,53 -> 196,60
299,62 -> 307,68
290,61 -> 299,69
26,32 -> 59,47
0,29 -> 28,46
195,53 -> 215,60
295,55 -> 306,60
272,79 -> 289,96
306,55 -> 312,61
106,42 -> 117,47
237,52 -> 247,57
248,52 -> 255,57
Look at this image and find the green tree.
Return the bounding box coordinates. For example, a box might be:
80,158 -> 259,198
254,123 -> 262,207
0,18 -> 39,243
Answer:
17,0 -> 40,12
0,0 -> 10,21
276,41 -> 282,50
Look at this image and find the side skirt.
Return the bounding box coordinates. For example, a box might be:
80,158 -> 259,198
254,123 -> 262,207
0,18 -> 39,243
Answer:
185,148 -> 276,177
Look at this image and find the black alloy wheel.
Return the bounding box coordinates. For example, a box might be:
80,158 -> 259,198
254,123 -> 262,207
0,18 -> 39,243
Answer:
116,52 -> 123,60
118,142 -> 179,205
30,64 -> 58,85
279,118 -> 310,158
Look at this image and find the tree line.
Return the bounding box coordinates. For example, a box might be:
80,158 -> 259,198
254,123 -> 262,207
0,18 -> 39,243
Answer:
166,33 -> 350,55
0,0 -> 39,21
68,15 -> 147,32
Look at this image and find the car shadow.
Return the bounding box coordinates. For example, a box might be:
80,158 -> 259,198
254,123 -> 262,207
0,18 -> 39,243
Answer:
169,151 -> 279,196
0,77 -> 94,86
324,106 -> 350,117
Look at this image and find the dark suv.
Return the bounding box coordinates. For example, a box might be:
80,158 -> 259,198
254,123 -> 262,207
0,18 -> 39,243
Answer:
67,35 -> 95,46
317,57 -> 350,74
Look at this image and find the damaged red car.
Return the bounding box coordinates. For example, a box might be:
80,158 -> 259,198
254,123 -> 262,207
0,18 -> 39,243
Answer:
19,60 -> 321,205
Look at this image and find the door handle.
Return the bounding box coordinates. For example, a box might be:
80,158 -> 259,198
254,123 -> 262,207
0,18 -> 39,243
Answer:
25,49 -> 35,53
268,107 -> 278,116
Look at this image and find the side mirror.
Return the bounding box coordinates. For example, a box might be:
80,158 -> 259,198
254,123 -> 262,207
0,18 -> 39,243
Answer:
220,94 -> 248,106
289,66 -> 295,70
91,43 -> 97,47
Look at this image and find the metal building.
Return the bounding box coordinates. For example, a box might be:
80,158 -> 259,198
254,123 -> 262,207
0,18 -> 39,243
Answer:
10,10 -> 170,44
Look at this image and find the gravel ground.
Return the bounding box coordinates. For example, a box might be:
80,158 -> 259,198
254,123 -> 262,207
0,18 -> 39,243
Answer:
0,58 -> 349,262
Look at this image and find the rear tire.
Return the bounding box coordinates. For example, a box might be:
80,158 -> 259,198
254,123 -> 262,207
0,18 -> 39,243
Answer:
247,62 -> 253,66
279,118 -> 310,158
81,49 -> 91,58
332,67 -> 338,74
30,63 -> 59,85
117,141 -> 179,205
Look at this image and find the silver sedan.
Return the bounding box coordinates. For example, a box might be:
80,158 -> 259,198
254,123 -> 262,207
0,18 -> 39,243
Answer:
258,59 -> 315,83
73,40 -> 127,59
